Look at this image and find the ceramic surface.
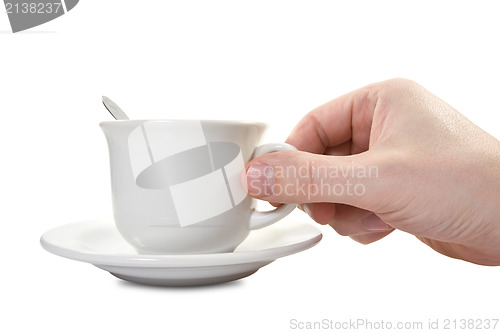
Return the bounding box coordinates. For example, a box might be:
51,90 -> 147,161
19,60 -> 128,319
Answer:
100,120 -> 297,254
40,216 -> 322,286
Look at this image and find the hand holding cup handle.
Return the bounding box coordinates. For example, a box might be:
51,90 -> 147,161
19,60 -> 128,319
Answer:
247,143 -> 297,230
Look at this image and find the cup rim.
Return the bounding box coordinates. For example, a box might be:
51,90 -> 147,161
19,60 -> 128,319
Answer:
99,119 -> 267,128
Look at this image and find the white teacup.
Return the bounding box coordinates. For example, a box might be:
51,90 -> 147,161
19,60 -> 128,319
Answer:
100,119 -> 296,254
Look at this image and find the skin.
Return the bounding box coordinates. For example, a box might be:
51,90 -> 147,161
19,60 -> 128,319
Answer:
245,78 -> 500,266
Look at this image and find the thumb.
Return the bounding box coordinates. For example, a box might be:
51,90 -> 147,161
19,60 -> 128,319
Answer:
245,150 -> 383,210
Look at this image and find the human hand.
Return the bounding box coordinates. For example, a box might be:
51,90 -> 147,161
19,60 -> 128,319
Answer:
245,79 -> 500,266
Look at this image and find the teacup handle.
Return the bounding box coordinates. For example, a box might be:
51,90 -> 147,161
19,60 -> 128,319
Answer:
248,143 -> 297,230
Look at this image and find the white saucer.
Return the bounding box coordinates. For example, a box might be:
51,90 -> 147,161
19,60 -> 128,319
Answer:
40,216 -> 322,287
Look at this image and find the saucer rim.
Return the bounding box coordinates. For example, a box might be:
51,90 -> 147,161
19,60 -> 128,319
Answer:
40,218 -> 322,268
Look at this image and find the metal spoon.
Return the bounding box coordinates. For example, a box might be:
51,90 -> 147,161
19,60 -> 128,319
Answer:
102,96 -> 129,120
101,96 -> 155,163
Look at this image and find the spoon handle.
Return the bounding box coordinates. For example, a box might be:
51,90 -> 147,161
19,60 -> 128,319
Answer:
102,96 -> 130,120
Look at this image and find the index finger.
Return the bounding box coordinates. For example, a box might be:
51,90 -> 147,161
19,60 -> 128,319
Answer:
286,84 -> 380,155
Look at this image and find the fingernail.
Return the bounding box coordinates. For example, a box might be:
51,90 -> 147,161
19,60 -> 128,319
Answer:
246,162 -> 274,197
363,214 -> 390,231
303,204 -> 312,217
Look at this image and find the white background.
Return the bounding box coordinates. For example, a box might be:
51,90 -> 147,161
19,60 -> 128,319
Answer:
1,1 -> 500,332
